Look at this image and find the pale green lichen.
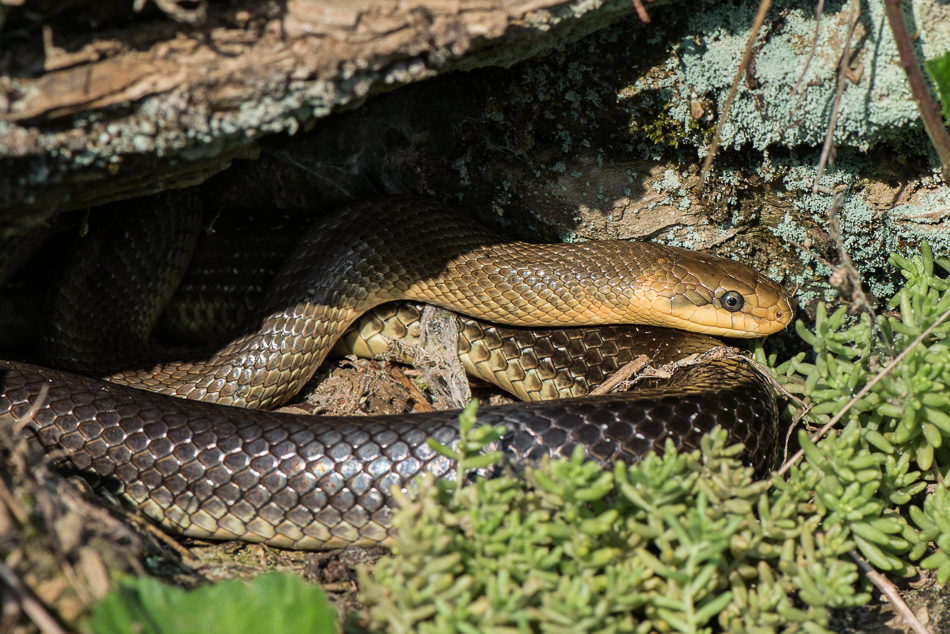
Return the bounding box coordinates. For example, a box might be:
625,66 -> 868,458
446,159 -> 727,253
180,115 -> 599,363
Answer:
768,150 -> 950,301
671,0 -> 937,151
604,0 -> 950,296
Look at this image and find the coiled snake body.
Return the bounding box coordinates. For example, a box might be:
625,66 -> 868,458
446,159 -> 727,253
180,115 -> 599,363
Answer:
0,197 -> 793,549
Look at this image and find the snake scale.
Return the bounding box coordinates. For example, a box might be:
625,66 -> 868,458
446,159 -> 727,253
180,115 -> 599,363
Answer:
0,197 -> 793,549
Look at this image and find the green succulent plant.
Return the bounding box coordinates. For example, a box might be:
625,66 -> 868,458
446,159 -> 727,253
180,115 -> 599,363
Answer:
359,243 -> 950,633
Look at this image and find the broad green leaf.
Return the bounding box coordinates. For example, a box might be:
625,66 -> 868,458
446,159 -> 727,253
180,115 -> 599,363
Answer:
925,52 -> 950,121
89,573 -> 335,634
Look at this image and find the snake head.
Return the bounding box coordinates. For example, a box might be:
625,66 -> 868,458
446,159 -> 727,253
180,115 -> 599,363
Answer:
640,244 -> 795,338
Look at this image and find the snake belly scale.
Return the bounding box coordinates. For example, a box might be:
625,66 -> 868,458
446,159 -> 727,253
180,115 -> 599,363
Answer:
0,196 -> 793,549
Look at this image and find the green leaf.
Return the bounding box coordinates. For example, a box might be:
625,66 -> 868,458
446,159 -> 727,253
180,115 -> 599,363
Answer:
89,573 -> 336,634
428,437 -> 461,460
694,590 -> 733,624
925,52 -> 950,121
460,451 -> 504,470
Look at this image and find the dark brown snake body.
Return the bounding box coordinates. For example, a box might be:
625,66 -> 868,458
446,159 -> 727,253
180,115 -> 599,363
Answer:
0,197 -> 793,549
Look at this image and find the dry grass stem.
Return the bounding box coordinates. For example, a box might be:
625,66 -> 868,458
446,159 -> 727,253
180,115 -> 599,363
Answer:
13,382 -> 48,434
884,0 -> 950,184
847,551 -> 932,634
0,474 -> 28,524
590,355 -> 650,396
786,0 -> 826,123
700,0 -> 772,183
813,0 -> 861,194
740,356 -> 810,413
632,0 -> 651,23
0,561 -> 69,634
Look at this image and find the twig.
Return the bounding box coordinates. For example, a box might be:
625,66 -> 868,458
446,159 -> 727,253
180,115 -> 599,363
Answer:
783,417 -> 799,466
0,475 -> 29,525
57,558 -> 92,608
786,195 -> 893,354
118,513 -> 202,566
824,193 -> 873,315
321,581 -> 358,593
786,0 -> 826,123
813,0 -> 861,194
0,562 -> 69,634
632,0 -> 651,23
386,365 -> 436,413
700,0 -> 773,184
13,383 -> 49,434
739,355 -> 810,412
847,551 -> 932,634
824,193 -> 894,354
777,303 -> 950,476
589,355 -> 650,396
733,354 -> 812,465
884,0 -> 950,185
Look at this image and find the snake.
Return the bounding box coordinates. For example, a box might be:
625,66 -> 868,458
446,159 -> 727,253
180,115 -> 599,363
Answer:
0,196 -> 793,550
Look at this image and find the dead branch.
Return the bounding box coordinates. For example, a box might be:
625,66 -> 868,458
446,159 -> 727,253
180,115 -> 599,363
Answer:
814,0 -> 861,194
700,0 -> 773,183
884,0 -> 950,185
847,551 -> 932,634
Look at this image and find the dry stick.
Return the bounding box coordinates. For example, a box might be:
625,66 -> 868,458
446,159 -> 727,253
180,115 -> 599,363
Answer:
884,0 -> 950,185
787,194 -> 891,352
0,562 -> 69,634
786,0 -> 826,123
321,581 -> 358,593
738,354 -> 814,463
589,355 -> 650,396
98,500 -> 202,566
741,350 -> 812,410
56,557 -> 93,609
700,0 -> 772,184
13,383 -> 49,435
776,302 -> 950,476
825,193 -> 879,321
0,475 -> 29,525
847,551 -> 932,634
386,365 -> 436,413
632,0 -> 651,23
813,0 -> 860,194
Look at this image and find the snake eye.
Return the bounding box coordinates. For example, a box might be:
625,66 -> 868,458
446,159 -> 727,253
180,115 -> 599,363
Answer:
720,291 -> 744,313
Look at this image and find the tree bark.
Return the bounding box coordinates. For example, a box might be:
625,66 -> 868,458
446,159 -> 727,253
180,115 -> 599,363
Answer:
0,0 -> 643,230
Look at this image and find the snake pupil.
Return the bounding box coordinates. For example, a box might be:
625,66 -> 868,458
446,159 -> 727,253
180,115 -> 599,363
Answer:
721,291 -> 744,312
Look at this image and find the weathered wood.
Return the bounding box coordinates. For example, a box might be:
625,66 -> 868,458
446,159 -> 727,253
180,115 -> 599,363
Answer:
0,0 -> 642,227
